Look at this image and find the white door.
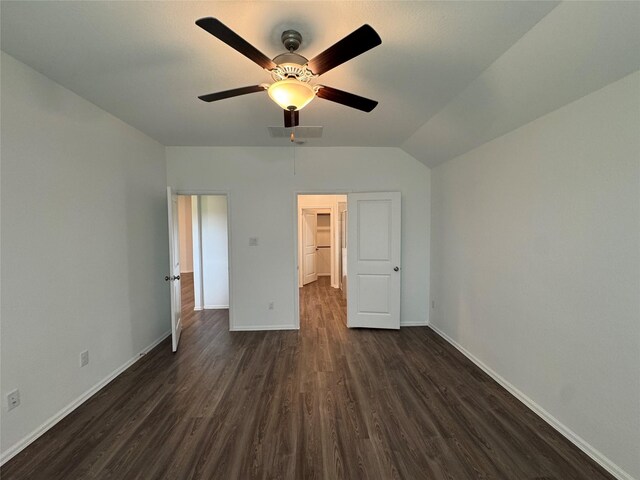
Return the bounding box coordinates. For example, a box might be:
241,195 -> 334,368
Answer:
302,210 -> 318,285
347,192 -> 401,329
166,187 -> 182,351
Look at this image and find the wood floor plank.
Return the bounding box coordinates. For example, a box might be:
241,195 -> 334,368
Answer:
1,277 -> 615,480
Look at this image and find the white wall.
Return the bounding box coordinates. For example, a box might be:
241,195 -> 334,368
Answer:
177,195 -> 193,272
200,196 -> 229,309
430,71 -> 640,480
0,53 -> 170,461
167,147 -> 430,330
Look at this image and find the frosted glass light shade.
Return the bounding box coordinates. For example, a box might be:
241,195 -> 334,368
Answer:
267,79 -> 315,111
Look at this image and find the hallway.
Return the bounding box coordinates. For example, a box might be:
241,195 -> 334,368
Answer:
299,276 -> 346,331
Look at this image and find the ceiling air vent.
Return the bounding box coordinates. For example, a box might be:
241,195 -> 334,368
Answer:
268,126 -> 323,138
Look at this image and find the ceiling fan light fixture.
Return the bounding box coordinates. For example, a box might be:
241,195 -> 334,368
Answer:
267,78 -> 316,111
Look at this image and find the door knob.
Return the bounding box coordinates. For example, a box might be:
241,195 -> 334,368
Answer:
394,266 -> 400,272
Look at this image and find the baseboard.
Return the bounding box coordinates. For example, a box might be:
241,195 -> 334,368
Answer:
193,306 -> 203,311
203,305 -> 229,310
230,324 -> 298,332
400,321 -> 428,327
428,324 -> 634,480
0,330 -> 171,466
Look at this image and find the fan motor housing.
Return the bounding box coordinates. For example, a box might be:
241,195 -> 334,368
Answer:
271,52 -> 315,82
272,52 -> 307,66
270,30 -> 316,82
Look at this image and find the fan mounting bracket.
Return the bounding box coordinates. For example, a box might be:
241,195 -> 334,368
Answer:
281,30 -> 303,52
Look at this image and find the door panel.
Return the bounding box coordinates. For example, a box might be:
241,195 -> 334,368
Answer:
357,200 -> 391,260
302,210 -> 318,285
167,187 -> 182,351
357,274 -> 390,313
347,192 -> 401,329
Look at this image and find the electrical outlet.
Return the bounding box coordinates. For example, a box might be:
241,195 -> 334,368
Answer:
7,389 -> 20,411
268,302 -> 274,310
80,350 -> 89,367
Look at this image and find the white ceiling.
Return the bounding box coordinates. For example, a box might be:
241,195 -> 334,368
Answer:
403,1 -> 640,167
1,1 -> 638,167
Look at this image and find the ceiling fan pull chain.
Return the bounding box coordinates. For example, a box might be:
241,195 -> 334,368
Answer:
292,138 -> 297,176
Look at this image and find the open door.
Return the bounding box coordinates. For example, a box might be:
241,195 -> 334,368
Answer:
302,209 -> 318,285
166,187 -> 182,351
347,192 -> 401,329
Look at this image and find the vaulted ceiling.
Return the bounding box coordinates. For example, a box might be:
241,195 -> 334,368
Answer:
2,1 -> 639,167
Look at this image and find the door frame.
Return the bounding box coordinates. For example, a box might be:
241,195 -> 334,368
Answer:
174,189 -> 235,331
294,191 -> 348,329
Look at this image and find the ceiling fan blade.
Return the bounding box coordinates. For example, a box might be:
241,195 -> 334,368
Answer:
308,25 -> 381,76
196,17 -> 276,70
284,109 -> 300,128
316,86 -> 378,112
198,85 -> 265,103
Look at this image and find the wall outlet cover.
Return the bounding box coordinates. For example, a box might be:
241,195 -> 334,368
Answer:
80,350 -> 89,367
7,389 -> 20,411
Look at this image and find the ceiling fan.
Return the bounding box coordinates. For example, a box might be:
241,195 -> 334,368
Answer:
195,17 -> 381,128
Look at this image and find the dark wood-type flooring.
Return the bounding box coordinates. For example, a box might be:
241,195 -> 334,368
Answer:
2,276 -> 613,479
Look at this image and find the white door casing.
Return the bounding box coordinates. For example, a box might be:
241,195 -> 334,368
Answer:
167,187 -> 182,351
347,192 -> 401,329
302,210 -> 318,285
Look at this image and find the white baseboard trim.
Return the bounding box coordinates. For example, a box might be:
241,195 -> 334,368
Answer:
400,321 -> 428,327
428,324 -> 634,480
0,329 -> 171,466
230,324 -> 298,332
193,306 -> 203,311
203,305 -> 229,310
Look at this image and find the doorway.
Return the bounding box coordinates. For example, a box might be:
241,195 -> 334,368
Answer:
297,194 -> 348,328
176,194 -> 230,331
